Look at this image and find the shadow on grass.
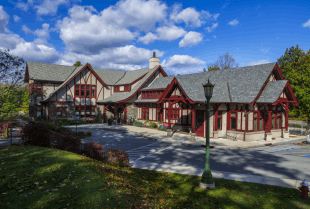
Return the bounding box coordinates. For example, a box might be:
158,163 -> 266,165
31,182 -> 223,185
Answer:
1,144 -> 309,209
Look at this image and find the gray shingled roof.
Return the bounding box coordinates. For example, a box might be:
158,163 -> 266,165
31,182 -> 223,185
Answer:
41,65 -> 86,102
175,62 -> 277,103
97,65 -> 160,103
27,61 -> 76,82
115,67 -> 150,85
92,68 -> 125,85
256,80 -> 288,103
141,76 -> 175,90
134,99 -> 159,103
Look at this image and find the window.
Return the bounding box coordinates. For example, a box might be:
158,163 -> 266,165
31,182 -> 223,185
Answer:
57,107 -> 67,118
253,111 -> 263,131
230,112 -> 236,130
75,85 -> 95,98
141,108 -> 149,120
217,111 -> 222,130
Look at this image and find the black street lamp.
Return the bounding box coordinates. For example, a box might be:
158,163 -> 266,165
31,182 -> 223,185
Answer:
200,79 -> 215,189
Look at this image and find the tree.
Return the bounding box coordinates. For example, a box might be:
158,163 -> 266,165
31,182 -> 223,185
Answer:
0,49 -> 26,122
73,61 -> 82,67
277,44 -> 310,135
203,68 -> 206,72
73,61 -> 92,68
206,52 -> 238,71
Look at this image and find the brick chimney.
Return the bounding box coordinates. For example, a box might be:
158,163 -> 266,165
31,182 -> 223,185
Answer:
149,52 -> 160,69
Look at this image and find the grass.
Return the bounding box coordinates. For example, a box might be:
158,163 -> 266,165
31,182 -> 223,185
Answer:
1,145 -> 309,209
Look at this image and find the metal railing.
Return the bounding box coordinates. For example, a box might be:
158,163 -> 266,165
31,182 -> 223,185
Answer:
0,121 -> 28,146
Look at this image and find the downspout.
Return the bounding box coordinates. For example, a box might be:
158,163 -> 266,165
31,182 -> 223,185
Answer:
244,104 -> 255,141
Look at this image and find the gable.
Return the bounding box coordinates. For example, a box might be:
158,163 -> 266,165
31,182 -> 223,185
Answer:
279,90 -> 287,98
157,77 -> 195,104
42,64 -> 107,102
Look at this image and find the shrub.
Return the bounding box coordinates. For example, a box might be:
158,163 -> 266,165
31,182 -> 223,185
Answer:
143,120 -> 151,127
105,148 -> 131,168
56,127 -> 75,135
41,121 -> 58,132
36,116 -> 45,121
86,131 -> 92,136
50,131 -> 82,154
21,121 -> 52,147
150,122 -> 158,128
82,142 -> 106,162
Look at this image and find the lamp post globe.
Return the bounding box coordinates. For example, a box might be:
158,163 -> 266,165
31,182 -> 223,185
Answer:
200,78 -> 215,190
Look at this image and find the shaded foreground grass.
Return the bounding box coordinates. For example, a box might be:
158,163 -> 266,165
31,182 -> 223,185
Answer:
0,146 -> 309,209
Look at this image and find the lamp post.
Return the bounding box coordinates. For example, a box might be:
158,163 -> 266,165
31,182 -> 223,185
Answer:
200,79 -> 215,190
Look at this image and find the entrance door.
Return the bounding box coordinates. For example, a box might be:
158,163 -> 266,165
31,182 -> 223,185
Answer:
117,108 -> 124,123
196,110 -> 204,137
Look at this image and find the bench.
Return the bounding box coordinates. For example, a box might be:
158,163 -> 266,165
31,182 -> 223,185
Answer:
134,122 -> 143,127
86,118 -> 95,124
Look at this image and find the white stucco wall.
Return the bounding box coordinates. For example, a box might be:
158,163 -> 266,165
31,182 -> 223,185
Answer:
66,79 -> 74,101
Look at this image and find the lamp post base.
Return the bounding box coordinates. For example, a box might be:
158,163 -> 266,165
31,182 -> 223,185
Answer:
167,129 -> 172,137
199,182 -> 215,190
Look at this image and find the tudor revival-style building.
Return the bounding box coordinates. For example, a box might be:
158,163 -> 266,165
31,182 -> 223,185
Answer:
24,52 -> 299,141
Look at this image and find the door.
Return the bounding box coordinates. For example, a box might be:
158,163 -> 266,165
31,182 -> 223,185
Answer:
117,108 -> 124,123
196,110 -> 204,137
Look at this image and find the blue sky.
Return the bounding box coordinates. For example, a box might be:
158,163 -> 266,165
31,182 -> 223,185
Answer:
0,0 -> 310,75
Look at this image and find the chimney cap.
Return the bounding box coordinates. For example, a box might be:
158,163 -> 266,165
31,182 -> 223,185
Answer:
153,52 -> 156,58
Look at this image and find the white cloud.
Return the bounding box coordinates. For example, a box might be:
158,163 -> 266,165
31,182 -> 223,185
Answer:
161,54 -> 205,74
228,19 -> 239,26
249,60 -> 270,66
213,35 -> 216,38
0,6 -> 10,33
57,0 -> 169,54
156,25 -> 187,41
35,0 -> 70,16
179,31 -> 203,47
33,23 -> 50,39
13,15 -> 21,22
205,23 -> 218,33
16,1 -> 31,12
138,32 -> 158,44
138,25 -> 187,44
22,25 -> 32,35
302,19 -> 310,28
170,3 -> 219,27
213,13 -> 220,21
56,45 -> 165,71
102,0 -> 168,32
161,54 -> 205,68
0,32 -> 59,63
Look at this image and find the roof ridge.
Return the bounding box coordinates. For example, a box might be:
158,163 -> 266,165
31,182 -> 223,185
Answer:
178,62 -> 276,77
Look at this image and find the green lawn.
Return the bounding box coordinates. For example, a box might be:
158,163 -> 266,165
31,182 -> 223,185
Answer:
0,145 -> 309,209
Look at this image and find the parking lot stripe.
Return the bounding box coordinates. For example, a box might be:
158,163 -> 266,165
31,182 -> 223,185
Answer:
132,145 -> 175,163
126,142 -> 162,152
